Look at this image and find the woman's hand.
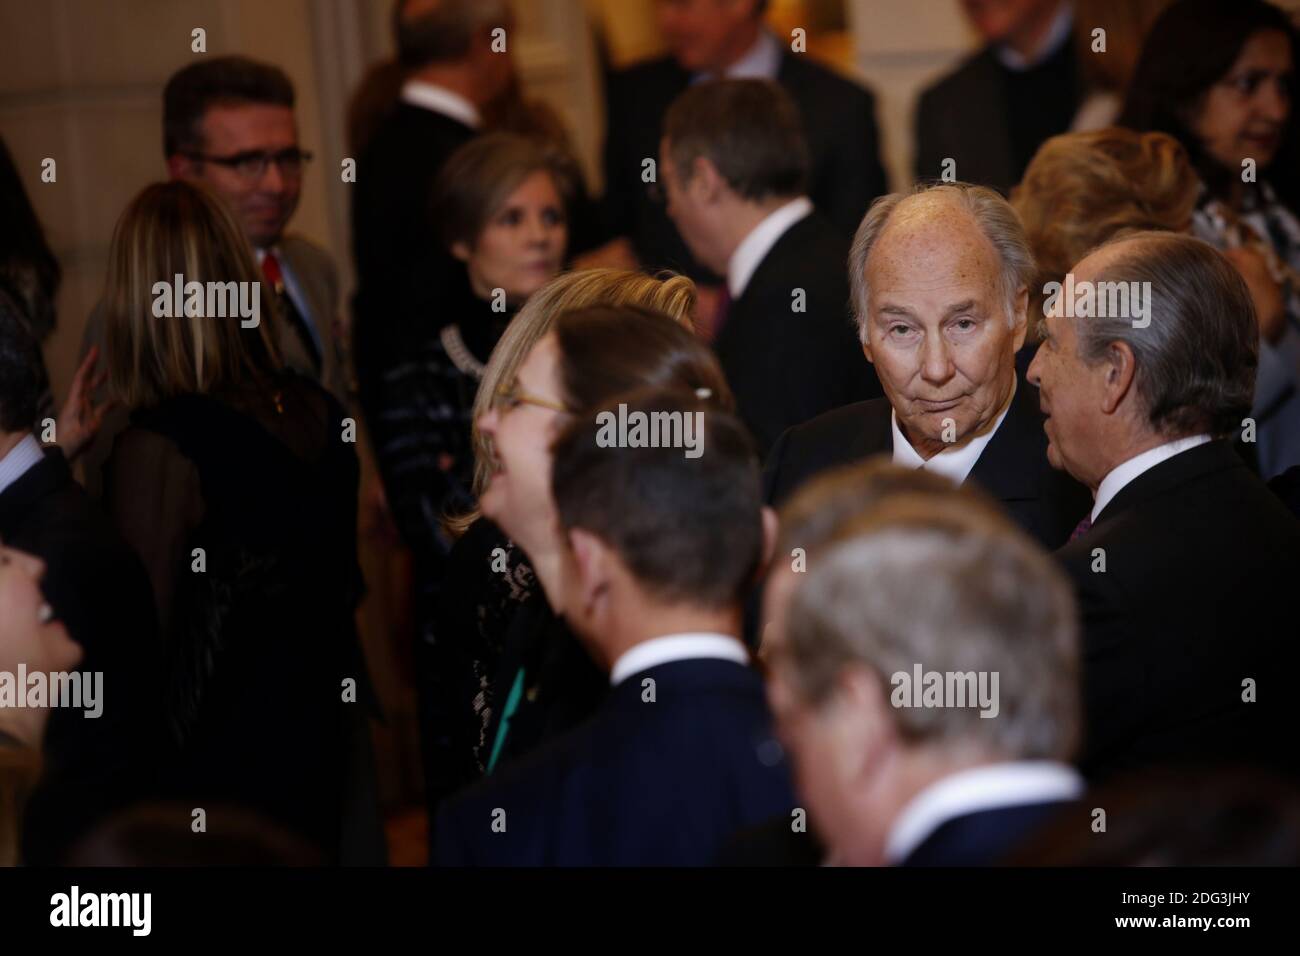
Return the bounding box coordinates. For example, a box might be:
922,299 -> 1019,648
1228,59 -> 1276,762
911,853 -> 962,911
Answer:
55,346 -> 115,461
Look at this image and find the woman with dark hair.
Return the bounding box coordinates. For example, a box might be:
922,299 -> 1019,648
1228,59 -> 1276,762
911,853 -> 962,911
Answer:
1121,0 -> 1300,477
0,136 -> 60,343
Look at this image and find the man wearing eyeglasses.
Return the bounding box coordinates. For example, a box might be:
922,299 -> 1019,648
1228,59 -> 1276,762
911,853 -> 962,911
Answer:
162,56 -> 344,400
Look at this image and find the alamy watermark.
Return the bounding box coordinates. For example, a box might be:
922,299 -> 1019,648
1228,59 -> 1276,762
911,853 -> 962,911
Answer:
595,403 -> 704,459
890,664 -> 999,719
151,274 -> 261,328
0,667 -> 103,718
1043,276 -> 1152,328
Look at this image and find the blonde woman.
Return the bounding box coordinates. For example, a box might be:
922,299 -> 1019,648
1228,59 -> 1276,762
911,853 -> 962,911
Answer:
424,268 -> 703,818
100,181 -> 374,861
1011,127 -> 1198,321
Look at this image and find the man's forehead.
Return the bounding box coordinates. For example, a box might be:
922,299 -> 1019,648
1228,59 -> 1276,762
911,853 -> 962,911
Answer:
198,102 -> 296,147
867,199 -> 1001,288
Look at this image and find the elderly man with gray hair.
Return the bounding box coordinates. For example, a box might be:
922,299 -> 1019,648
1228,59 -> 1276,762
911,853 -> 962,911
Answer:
1028,232 -> 1300,782
767,488 -> 1084,866
765,182 -> 1088,550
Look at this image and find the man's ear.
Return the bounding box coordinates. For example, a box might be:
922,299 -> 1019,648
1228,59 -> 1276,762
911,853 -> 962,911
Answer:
692,155 -> 727,204
451,240 -> 472,264
861,336 -> 874,365
1099,340 -> 1138,416
836,664 -> 894,787
759,506 -> 779,571
567,527 -> 611,616
166,153 -> 194,180
1011,286 -> 1029,352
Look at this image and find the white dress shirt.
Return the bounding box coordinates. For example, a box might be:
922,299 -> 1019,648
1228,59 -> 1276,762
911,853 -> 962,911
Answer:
693,29 -> 782,84
890,381 -> 1016,486
0,434 -> 45,497
400,79 -> 482,130
1090,434 -> 1212,523
995,2 -> 1074,71
884,760 -> 1083,864
609,632 -> 750,687
726,197 -> 815,300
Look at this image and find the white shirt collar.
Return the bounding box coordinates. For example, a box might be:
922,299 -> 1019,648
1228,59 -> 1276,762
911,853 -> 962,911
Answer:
693,29 -> 782,84
1091,434 -> 1212,523
885,761 -> 1083,864
400,80 -> 482,129
609,632 -> 750,687
995,2 -> 1074,71
890,380 -> 1016,485
727,197 -> 814,299
0,434 -> 46,497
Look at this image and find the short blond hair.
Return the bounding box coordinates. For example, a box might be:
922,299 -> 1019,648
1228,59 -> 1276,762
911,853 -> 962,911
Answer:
445,268 -> 697,536
1011,128 -> 1197,318
103,181 -> 282,409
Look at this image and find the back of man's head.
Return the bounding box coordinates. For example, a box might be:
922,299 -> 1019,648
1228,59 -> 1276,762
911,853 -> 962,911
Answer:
552,386 -> 763,612
393,0 -> 511,70
163,56 -> 295,158
663,78 -> 809,203
0,290 -> 43,435
1075,231 -> 1257,439
784,495 -> 1081,762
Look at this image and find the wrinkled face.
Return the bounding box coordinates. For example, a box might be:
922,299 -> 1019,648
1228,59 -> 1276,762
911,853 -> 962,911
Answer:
0,544 -> 82,726
178,104 -> 302,249
456,172 -> 567,307
1194,29 -> 1293,171
960,0 -> 1059,45
1026,250 -> 1118,489
656,0 -> 760,73
862,201 -> 1025,458
477,334 -> 568,556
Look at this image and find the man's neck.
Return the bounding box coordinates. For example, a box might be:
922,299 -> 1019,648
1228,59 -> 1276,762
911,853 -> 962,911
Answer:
596,602 -> 742,672
1086,427 -> 1190,494
705,21 -> 764,75
1004,0 -> 1067,62
719,195 -> 801,273
408,65 -> 481,106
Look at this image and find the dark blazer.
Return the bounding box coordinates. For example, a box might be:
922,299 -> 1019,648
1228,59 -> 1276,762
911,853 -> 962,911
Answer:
914,43 -> 1079,194
434,657 -> 796,866
0,448 -> 163,862
350,102 -> 476,422
764,376 -> 1091,550
1270,464 -> 1300,518
899,800 -> 1073,867
717,211 -> 882,456
602,50 -> 888,277
1056,440 -> 1300,782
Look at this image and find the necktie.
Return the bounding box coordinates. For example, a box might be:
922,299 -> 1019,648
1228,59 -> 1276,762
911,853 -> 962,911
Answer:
261,251 -> 322,374
706,286 -> 733,344
1068,515 -> 1093,542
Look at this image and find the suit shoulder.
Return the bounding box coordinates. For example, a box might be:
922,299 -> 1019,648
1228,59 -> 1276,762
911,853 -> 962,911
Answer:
781,54 -> 875,105
786,397 -> 889,446
919,48 -> 998,109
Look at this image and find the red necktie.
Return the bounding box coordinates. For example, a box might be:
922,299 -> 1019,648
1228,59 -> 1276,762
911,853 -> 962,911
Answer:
1068,515 -> 1093,542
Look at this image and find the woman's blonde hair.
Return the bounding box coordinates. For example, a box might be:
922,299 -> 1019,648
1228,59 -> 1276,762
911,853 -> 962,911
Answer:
103,180 -> 282,409
446,268 -> 697,537
1011,128 -> 1197,319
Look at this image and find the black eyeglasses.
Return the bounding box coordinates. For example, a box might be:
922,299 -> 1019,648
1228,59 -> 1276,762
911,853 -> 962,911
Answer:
182,148 -> 313,180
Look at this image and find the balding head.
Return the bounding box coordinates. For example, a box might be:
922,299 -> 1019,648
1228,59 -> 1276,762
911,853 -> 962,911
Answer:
848,184 -> 1034,460
393,0 -> 512,69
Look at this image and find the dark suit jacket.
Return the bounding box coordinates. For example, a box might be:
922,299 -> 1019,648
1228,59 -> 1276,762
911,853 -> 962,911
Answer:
764,376 -> 1091,550
1270,464 -> 1300,518
1056,440 -> 1300,782
900,800 -> 1073,867
717,211 -> 882,456
914,43 -> 1079,193
350,102 -> 476,421
602,50 -> 888,277
434,657 -> 796,866
0,448 -> 163,862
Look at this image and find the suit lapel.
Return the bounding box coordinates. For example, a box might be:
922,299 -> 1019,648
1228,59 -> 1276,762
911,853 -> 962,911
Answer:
966,380 -> 1045,503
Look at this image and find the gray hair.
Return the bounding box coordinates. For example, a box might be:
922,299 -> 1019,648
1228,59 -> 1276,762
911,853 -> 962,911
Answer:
784,508 -> 1080,762
393,0 -> 511,69
1076,231 -> 1257,438
848,182 -> 1036,342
